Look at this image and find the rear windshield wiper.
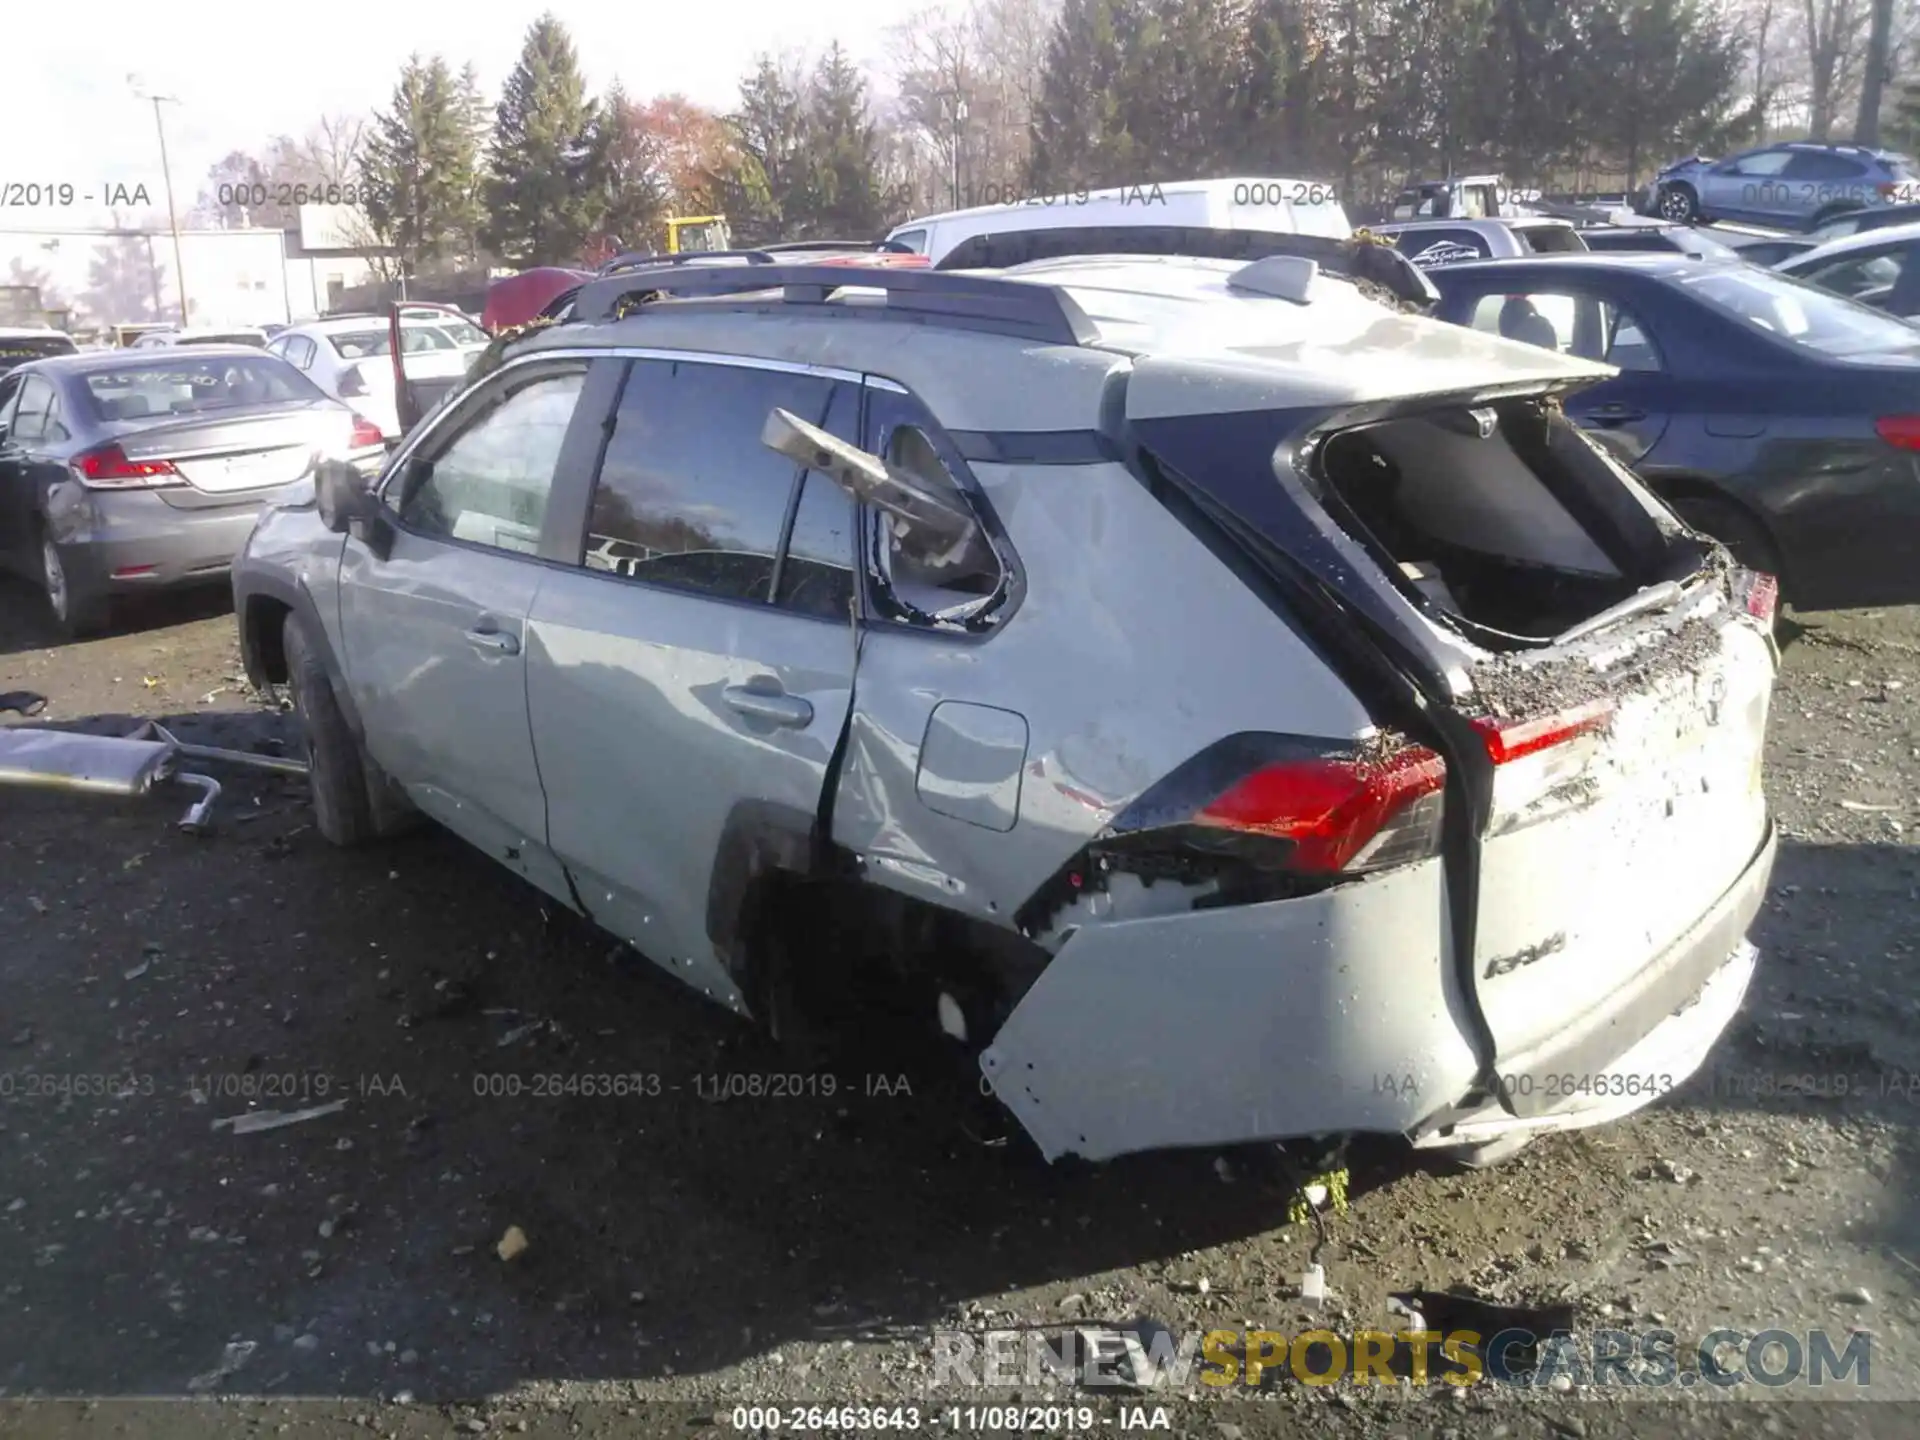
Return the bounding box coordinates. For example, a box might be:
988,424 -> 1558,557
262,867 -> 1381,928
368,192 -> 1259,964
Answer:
1551,579 -> 1683,646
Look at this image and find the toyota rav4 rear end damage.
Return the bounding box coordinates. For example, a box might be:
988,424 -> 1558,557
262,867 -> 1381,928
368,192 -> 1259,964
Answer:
972,261 -> 1776,1164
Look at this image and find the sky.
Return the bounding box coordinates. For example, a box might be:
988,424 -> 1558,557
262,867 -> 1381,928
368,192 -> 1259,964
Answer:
2,0 -> 908,229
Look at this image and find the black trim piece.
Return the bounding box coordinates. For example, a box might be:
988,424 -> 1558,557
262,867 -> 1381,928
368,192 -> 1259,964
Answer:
543,357 -> 631,568
705,799 -> 828,980
948,429 -> 1121,466
570,263 -> 1101,347
767,381 -> 843,603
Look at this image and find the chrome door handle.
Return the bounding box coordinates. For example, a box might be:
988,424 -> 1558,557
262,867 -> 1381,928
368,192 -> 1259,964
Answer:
465,627 -> 520,656
722,684 -> 812,728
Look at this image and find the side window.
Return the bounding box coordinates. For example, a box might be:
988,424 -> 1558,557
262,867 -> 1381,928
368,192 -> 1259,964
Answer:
773,382 -> 859,620
284,335 -> 315,369
581,359 -> 833,604
1468,291 -> 1576,352
863,394 -> 1010,627
891,229 -> 928,254
1805,249 -> 1905,299
0,373 -> 23,429
398,367 -> 587,554
1601,304 -> 1662,372
1783,151 -> 1864,181
1730,149 -> 1793,178
10,376 -> 55,443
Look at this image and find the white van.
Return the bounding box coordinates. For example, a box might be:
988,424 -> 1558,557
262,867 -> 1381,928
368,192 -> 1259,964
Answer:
886,177 -> 1351,266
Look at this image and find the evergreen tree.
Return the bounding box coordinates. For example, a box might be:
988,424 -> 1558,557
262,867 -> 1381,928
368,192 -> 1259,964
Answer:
359,54 -> 485,276
1026,0 -> 1147,189
584,83 -> 671,259
482,13 -> 601,267
715,56 -> 811,241
801,43 -> 887,237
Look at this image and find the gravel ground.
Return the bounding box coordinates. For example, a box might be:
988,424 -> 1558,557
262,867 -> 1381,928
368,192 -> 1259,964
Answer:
1,577 -> 1917,1440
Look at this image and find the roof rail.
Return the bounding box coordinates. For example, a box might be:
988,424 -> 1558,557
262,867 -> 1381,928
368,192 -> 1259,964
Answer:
569,262 -> 1099,345
596,249 -> 778,277
934,227 -> 1440,309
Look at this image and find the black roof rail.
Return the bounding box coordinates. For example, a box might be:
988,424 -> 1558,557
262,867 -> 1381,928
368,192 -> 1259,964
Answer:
569,262 -> 1098,345
596,249 -> 778,277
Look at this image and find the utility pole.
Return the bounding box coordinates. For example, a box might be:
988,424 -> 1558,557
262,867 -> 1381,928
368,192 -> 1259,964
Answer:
1858,0 -> 1896,146
129,76 -> 189,325
948,93 -> 968,210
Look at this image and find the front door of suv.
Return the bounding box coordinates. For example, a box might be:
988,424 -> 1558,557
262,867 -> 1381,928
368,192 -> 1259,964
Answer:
524,355 -> 863,1005
338,357 -> 606,900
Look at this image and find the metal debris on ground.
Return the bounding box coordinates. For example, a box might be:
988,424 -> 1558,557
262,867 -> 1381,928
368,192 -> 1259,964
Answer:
214,1099 -> 349,1135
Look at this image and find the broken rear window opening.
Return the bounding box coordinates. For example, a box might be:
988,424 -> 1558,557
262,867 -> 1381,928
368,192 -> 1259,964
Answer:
1307,396 -> 1710,649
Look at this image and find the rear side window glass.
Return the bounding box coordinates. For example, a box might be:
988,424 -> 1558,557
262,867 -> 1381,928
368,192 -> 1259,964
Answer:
891,229 -> 928,254
1783,151 -> 1865,180
582,359 -> 833,604
10,375 -> 56,441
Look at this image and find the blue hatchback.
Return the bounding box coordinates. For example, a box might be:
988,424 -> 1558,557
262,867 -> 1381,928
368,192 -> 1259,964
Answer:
1425,251 -> 1920,610
1644,142 -> 1919,233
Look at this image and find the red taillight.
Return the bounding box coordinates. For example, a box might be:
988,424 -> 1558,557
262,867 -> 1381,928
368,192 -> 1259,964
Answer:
349,414 -> 384,448
337,365 -> 369,398
73,444 -> 181,489
1197,745 -> 1448,873
1737,569 -> 1779,624
1470,701 -> 1612,765
1875,415 -> 1920,450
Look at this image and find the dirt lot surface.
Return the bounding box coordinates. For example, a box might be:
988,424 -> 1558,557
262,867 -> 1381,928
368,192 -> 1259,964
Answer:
2,576 -> 1918,1440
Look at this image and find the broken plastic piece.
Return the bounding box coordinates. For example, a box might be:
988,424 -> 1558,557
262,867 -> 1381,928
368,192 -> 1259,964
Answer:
1299,1263 -> 1327,1308
215,1099 -> 349,1134
496,1225 -> 529,1261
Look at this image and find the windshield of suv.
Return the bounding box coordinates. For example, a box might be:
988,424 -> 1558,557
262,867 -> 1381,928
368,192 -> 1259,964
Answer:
80,356 -> 320,419
1683,266 -> 1920,358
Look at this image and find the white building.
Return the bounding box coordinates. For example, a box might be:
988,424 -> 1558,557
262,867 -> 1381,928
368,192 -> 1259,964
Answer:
0,205 -> 383,332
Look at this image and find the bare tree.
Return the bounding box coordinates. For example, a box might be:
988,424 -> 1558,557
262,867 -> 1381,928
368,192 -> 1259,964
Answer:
1802,0 -> 1872,137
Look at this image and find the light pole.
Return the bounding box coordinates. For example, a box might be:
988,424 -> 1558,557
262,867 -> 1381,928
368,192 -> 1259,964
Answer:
128,76 -> 189,326
948,94 -> 969,210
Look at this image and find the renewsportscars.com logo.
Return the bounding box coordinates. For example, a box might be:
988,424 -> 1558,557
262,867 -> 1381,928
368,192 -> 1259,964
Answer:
931,1325 -> 1872,1391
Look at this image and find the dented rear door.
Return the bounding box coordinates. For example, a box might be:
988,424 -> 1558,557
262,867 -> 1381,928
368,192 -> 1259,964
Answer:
1466,584 -> 1776,1107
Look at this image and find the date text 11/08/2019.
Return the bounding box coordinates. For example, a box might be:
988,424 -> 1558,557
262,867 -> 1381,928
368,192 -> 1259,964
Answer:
2,182 -> 151,208
887,181 -> 1342,212
727,1406 -> 1169,1431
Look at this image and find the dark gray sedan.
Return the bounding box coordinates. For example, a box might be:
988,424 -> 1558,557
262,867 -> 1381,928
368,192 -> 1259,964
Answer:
0,348 -> 385,636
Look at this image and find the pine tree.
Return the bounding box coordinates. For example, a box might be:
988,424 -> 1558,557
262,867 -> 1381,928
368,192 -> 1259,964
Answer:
359,53 -> 486,276
482,13 -> 601,267
1026,0 -> 1147,190
800,43 -> 886,237
716,57 -> 810,241
584,83 -> 670,260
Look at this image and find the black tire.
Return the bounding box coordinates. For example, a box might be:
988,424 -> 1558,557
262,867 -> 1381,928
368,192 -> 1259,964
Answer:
35,528 -> 110,639
1669,494 -> 1783,581
284,611 -> 378,846
1657,182 -> 1700,224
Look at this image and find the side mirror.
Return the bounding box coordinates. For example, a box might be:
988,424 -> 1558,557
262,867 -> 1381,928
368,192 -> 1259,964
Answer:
761,408 -> 983,568
314,458 -> 379,536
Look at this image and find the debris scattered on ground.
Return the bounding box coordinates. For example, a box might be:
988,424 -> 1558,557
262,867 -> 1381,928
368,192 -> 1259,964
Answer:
185,1339 -> 257,1392
214,1099 -> 349,1135
496,1225 -> 529,1262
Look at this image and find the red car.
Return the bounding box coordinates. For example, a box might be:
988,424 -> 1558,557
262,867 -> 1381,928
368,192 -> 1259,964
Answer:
481,267 -> 593,332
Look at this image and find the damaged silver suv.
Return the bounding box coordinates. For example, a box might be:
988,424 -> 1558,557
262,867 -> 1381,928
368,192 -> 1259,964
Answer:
233,250 -> 1780,1166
